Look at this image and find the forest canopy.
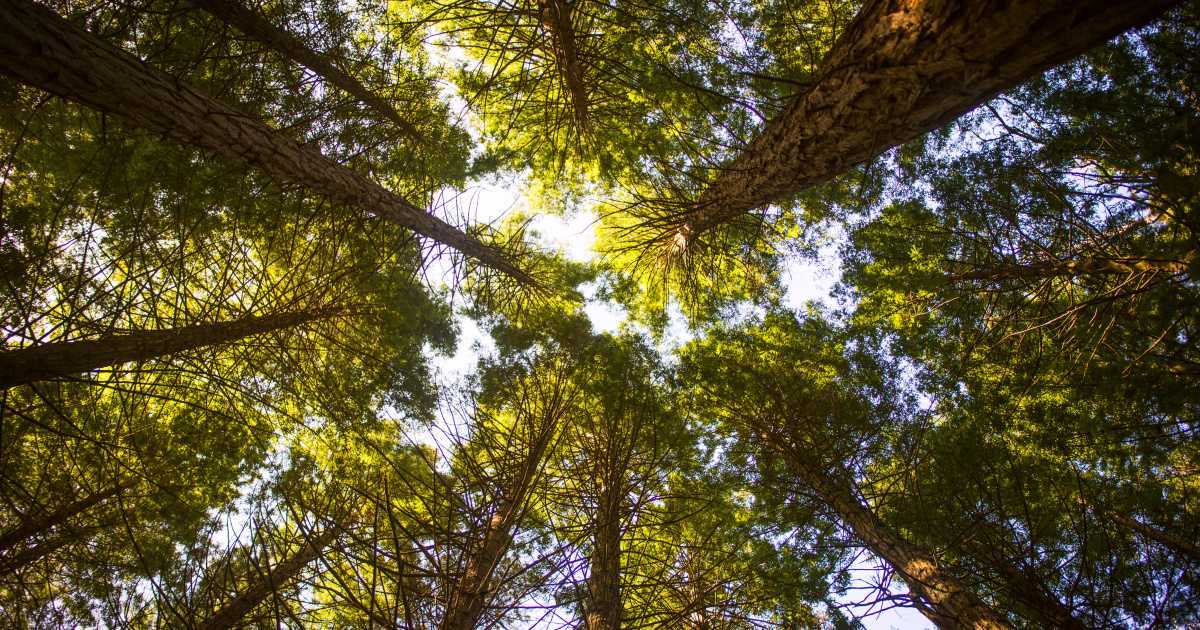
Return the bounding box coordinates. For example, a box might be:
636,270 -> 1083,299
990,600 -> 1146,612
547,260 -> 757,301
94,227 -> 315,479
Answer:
0,0 -> 1197,629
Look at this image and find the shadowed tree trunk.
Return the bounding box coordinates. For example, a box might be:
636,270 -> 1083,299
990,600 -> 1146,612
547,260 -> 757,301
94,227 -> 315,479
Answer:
0,532 -> 77,573
438,387 -> 573,630
951,253 -> 1197,282
667,0 -> 1179,258
197,518 -> 348,630
537,0 -> 589,131
1084,500 -> 1200,563
764,431 -> 1013,630
970,543 -> 1090,630
0,0 -> 533,284
0,483 -> 129,555
186,0 -> 425,143
0,307 -> 346,390
583,449 -> 623,630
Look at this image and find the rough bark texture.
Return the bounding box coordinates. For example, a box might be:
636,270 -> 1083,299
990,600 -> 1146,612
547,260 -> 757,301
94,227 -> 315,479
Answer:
196,520 -> 345,630
952,252 -> 1197,282
186,0 -> 425,143
584,465 -> 623,630
0,483 -> 126,554
769,437 -> 1013,630
0,307 -> 345,390
538,0 -> 589,131
972,545 -> 1090,630
670,0 -> 1179,255
438,411 -> 564,630
0,0 -> 533,284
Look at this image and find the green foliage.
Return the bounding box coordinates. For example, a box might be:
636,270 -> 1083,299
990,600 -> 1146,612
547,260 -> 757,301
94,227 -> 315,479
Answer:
2,0 -> 1199,628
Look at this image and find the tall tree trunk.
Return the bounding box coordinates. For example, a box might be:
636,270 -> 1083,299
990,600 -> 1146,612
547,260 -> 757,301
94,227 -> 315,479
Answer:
681,546 -> 713,630
0,0 -> 533,285
196,519 -> 347,630
538,0 -> 589,131
186,0 -> 425,143
438,405 -> 565,630
970,544 -> 1090,630
765,433 -> 1013,630
1085,500 -> 1200,563
951,253 -> 1196,282
0,483 -> 128,554
583,459 -> 623,630
0,307 -> 346,389
667,0 -> 1178,258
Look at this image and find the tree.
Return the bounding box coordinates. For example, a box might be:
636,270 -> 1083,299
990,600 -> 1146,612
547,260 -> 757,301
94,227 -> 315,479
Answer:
438,333 -> 584,630
653,0 -> 1179,264
0,0 -> 532,283
0,306 -> 349,389
682,311 -> 1014,630
185,0 -> 427,142
196,515 -> 350,630
3,0 -> 1200,627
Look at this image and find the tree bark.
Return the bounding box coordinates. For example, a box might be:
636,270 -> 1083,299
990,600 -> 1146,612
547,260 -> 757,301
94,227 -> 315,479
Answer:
538,0 -> 589,131
438,406 -> 565,630
0,307 -> 346,390
0,483 -> 127,554
196,519 -> 346,630
0,0 -> 533,285
951,252 -> 1196,282
668,0 -> 1179,257
583,461 -> 623,630
186,0 -> 425,143
970,544 -> 1090,630
767,434 -> 1013,630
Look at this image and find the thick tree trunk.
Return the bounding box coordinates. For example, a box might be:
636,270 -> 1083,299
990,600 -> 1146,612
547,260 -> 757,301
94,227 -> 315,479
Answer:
538,0 -> 589,131
584,466 -> 623,630
186,0 -> 424,143
951,253 -> 1196,282
196,520 -> 346,630
438,411 -> 562,630
0,0 -> 533,285
0,307 -> 345,390
668,0 -> 1178,257
768,435 -> 1013,630
0,483 -> 127,554
971,545 -> 1089,630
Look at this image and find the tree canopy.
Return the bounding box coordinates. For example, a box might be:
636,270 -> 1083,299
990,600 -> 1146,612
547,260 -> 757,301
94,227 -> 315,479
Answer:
0,0 -> 1197,629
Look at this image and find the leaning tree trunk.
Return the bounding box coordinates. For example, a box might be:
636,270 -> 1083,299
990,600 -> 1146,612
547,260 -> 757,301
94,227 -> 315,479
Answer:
0,0 -> 533,285
537,0 -> 589,131
970,544 -> 1090,630
951,253 -> 1197,282
438,402 -> 567,630
1085,500 -> 1200,563
0,483 -> 128,554
0,307 -> 346,390
187,0 -> 425,143
766,433 -> 1014,630
196,519 -> 347,630
667,0 -> 1179,258
0,532 -> 76,573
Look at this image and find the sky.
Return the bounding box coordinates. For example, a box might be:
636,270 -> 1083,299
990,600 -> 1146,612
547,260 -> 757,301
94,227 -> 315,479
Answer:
425,181 -> 934,630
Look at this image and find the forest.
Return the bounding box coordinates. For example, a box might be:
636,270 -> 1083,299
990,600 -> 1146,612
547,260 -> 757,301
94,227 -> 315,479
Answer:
0,0 -> 1197,628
